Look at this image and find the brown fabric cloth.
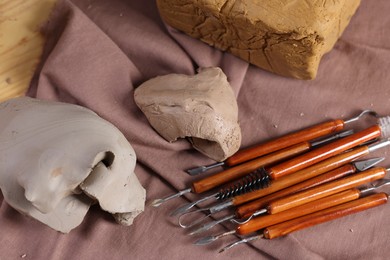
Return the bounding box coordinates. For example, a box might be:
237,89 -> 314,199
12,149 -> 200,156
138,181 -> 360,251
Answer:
1,0 -> 390,259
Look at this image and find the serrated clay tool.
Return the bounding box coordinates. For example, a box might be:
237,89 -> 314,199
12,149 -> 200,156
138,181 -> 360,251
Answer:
178,138 -> 390,223
218,191 -> 389,253
151,130 -> 353,208
186,110 -> 376,175
170,124 -> 388,214
188,158 -> 382,234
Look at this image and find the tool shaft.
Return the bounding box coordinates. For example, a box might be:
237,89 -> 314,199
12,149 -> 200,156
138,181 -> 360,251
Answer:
236,164 -> 356,218
237,188 -> 361,235
191,142 -> 310,193
225,119 -> 345,166
268,125 -> 381,180
263,193 -> 388,239
232,146 -> 370,206
267,167 -> 386,214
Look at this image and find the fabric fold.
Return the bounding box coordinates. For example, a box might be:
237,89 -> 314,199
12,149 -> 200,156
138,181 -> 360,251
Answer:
1,0 -> 390,259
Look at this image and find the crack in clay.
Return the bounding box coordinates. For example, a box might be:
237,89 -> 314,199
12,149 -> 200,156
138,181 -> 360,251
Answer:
220,0 -> 235,16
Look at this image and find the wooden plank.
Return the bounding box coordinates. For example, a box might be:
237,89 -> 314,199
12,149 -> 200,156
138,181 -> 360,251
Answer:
0,0 -> 56,102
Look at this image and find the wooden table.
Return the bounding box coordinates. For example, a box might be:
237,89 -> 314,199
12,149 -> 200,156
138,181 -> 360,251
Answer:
0,0 -> 56,102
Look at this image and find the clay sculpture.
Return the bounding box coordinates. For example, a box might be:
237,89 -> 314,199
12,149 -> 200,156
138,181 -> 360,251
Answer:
0,97 -> 145,233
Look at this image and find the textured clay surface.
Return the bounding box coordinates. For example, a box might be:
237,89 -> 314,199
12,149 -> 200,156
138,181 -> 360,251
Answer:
157,0 -> 361,79
0,97 -> 145,232
134,67 -> 241,161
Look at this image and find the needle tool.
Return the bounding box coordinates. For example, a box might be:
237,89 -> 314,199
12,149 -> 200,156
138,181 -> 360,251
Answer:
172,127 -> 388,215
186,110 -> 377,175
177,138 -> 390,225
218,192 -> 389,252
189,157 -> 383,234
152,130 -> 353,208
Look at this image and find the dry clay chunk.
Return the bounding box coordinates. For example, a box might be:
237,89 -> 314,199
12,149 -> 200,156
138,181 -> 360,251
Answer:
134,67 -> 241,162
0,97 -> 146,233
157,0 -> 361,79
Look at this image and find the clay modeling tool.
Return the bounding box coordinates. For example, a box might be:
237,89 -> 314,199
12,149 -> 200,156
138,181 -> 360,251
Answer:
186,110 -> 376,175
194,178 -> 390,246
244,125 -> 382,183
186,130 -> 353,196
218,192 -> 389,252
236,177 -> 390,236
181,165 -> 385,229
194,189 -> 362,245
176,138 -> 390,221
170,128 -> 387,215
151,130 -> 353,208
188,158 -> 383,234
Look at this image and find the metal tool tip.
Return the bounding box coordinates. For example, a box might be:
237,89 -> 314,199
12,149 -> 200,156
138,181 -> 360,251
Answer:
194,236 -> 215,246
189,228 -> 203,236
170,203 -> 193,217
360,109 -> 379,118
189,224 -> 211,236
185,166 -> 206,176
218,241 -> 240,253
149,199 -> 163,207
218,247 -> 229,253
219,234 -> 263,253
339,129 -> 354,137
185,162 -> 225,176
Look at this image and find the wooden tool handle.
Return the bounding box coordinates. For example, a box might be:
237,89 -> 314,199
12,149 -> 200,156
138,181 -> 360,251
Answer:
267,167 -> 386,214
225,119 -> 345,166
237,188 -> 361,235
263,193 -> 388,239
236,164 -> 356,218
269,125 -> 381,180
231,146 -> 369,206
191,142 -> 310,193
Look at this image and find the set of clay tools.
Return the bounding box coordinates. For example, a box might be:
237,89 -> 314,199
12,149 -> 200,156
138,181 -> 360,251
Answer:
151,110 -> 390,252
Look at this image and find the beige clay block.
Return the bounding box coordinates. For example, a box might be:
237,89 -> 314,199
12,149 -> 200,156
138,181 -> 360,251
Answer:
156,0 -> 361,79
134,67 -> 241,162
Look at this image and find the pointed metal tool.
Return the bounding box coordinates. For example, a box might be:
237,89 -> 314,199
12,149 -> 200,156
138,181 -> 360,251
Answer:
170,130 -> 356,213
183,138 -> 390,225
189,157 -> 384,235
186,110 -> 378,175
153,130 -> 355,208
354,157 -> 385,171
218,191 -> 389,252
150,188 -> 192,207
196,175 -> 390,247
218,235 -> 261,253
194,230 -> 236,246
186,162 -> 225,176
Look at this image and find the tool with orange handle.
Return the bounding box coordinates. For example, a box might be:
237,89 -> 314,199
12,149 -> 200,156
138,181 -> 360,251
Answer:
249,166 -> 387,216
235,160 -> 381,219
153,116 -> 388,209
186,110 -> 376,175
218,192 -> 388,253
184,138 -> 390,218
180,164 -> 385,229
236,177 -> 390,236
151,130 -> 353,208
188,158 -> 383,234
250,125 -> 381,183
194,183 -> 388,246
172,136 -> 389,217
